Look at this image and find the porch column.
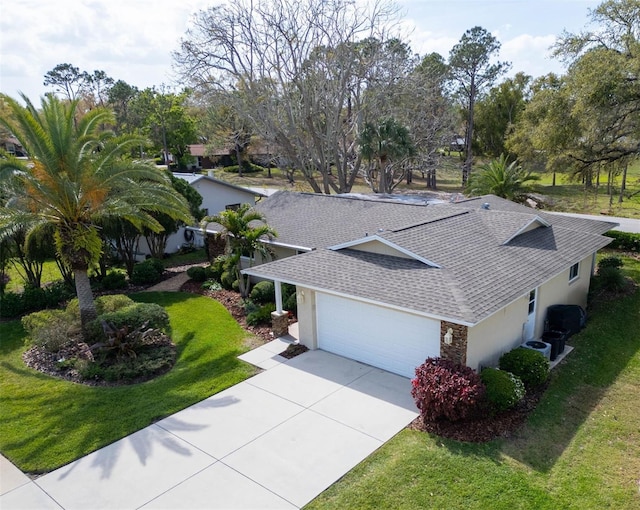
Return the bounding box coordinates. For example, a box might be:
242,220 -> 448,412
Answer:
274,279 -> 283,313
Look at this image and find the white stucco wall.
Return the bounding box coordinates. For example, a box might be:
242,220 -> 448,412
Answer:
465,252 -> 596,371
191,180 -> 257,216
295,286 -> 318,350
466,295 -> 529,371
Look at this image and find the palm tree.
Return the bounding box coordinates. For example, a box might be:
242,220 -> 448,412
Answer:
202,203 -> 276,298
0,94 -> 192,334
466,154 -> 539,203
359,118 -> 415,194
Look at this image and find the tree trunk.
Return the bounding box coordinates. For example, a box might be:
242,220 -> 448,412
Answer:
462,80 -> 476,186
619,161 -> 627,203
74,268 -> 97,336
235,142 -> 244,177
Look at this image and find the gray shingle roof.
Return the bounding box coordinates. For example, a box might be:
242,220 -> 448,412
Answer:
243,191 -> 615,324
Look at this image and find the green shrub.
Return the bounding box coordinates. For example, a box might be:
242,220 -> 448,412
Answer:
22,285 -> 47,312
42,281 -> 74,308
411,357 -> 485,422
210,255 -> 228,281
187,266 -> 207,282
202,279 -> 222,291
96,294 -> 135,315
147,257 -> 165,273
131,259 -> 164,285
250,281 -> 275,304
66,294 -> 134,318
499,347 -> 549,389
246,303 -> 276,326
222,162 -> 263,174
598,256 -> 623,270
220,270 -> 235,290
80,345 -> 175,382
605,230 -> 640,252
101,271 -> 128,290
204,266 -> 217,280
284,292 -> 297,315
0,291 -> 25,318
282,283 -> 296,299
22,309 -> 71,337
481,368 -> 525,412
22,309 -> 79,352
232,279 -> 240,292
87,302 -> 169,341
598,266 -> 627,292
244,300 -> 259,315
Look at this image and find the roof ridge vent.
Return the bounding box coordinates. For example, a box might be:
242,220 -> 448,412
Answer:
391,211 -> 470,233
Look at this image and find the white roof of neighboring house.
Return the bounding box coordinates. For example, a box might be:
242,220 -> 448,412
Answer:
172,173 -> 266,197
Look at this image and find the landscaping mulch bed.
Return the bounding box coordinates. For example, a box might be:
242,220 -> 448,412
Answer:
279,343 -> 309,359
408,383 -> 547,442
23,334 -> 176,387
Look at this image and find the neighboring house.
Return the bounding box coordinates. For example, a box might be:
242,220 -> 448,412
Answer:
188,141 -> 276,171
137,173 -> 265,257
187,144 -> 219,170
1,136 -> 26,157
238,191 -> 616,378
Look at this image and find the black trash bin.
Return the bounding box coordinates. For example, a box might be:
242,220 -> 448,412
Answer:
546,305 -> 586,337
541,329 -> 568,361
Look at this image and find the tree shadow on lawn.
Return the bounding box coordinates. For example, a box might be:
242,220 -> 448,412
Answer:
444,289 -> 640,474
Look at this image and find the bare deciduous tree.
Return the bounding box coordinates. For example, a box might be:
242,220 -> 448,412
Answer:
174,0 -> 401,194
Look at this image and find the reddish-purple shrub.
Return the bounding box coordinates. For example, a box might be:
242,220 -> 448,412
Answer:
411,357 -> 485,422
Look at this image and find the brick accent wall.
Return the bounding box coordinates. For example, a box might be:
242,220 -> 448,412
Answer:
271,311 -> 289,338
440,321 -> 468,366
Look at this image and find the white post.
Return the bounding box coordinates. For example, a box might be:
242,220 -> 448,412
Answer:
274,280 -> 283,314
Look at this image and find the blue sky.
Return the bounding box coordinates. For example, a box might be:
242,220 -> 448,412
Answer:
1,0 -> 600,101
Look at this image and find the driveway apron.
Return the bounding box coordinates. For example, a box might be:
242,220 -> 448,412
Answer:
1,350 -> 418,510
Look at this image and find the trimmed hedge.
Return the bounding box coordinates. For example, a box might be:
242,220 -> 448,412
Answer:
481,367 -> 525,412
222,163 -> 264,174
605,230 -> 640,252
499,347 -> 549,389
0,281 -> 74,319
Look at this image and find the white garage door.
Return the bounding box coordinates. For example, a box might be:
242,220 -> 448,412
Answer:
316,293 -> 440,378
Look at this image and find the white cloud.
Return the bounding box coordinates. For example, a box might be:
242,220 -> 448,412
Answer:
501,33 -> 563,77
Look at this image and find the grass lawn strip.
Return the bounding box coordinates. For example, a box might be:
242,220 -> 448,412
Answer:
306,256 -> 640,509
0,292 -> 257,474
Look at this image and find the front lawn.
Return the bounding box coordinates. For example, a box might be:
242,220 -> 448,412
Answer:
306,256 -> 640,509
0,292 -> 257,474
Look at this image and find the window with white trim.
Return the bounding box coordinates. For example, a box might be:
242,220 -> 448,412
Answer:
569,262 -> 579,281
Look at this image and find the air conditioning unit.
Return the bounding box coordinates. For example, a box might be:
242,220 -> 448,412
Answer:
521,340 -> 551,360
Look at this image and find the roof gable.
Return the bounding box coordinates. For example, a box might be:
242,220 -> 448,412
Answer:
329,235 -> 441,268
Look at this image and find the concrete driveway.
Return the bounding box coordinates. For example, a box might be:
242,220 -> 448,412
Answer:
1,348 -> 418,510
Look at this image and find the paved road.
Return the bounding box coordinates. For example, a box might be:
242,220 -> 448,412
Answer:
547,211 -> 640,233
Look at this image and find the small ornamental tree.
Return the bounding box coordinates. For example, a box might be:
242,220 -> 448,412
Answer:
411,357 -> 485,422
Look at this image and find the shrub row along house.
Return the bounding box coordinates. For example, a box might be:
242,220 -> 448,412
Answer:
203,191 -> 615,378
